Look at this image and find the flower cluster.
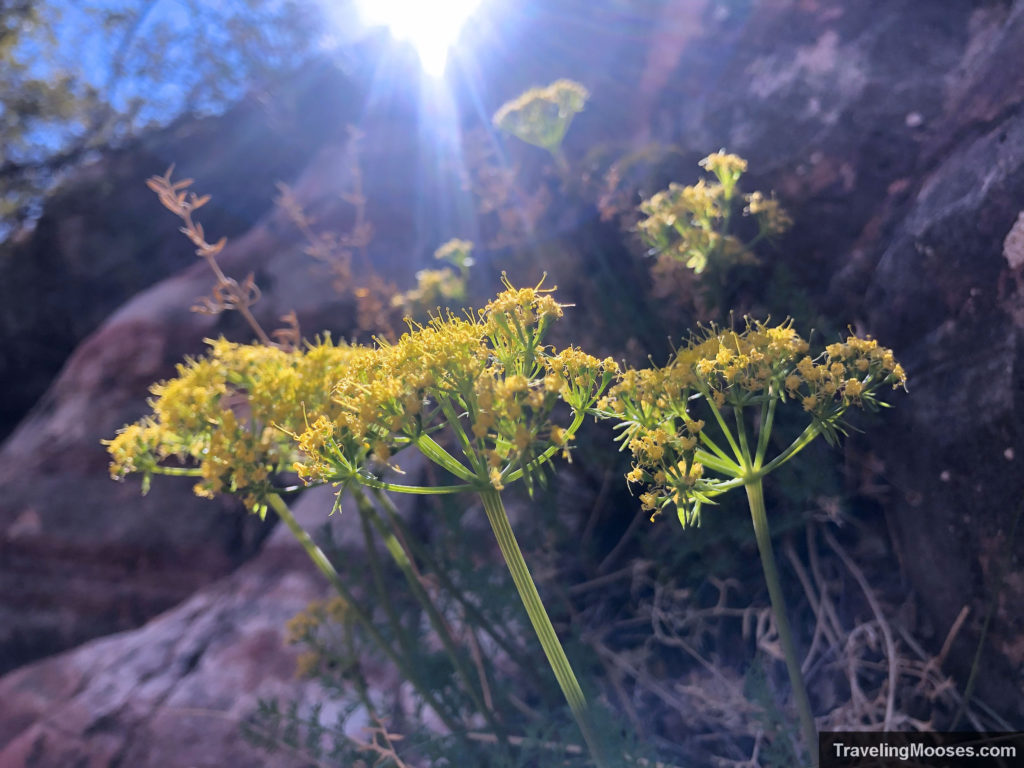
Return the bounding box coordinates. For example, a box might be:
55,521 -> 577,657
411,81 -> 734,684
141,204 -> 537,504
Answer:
433,238 -> 475,274
745,190 -> 793,235
393,239 -> 474,320
284,597 -> 352,678
599,321 -> 906,526
790,335 -> 907,425
294,312 -> 490,485
637,152 -> 791,276
109,281 -> 617,507
297,278 -> 616,495
106,337 -> 371,511
493,79 -> 589,153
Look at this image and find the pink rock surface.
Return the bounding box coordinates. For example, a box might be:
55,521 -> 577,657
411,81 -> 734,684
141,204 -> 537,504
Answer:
0,487 -> 350,767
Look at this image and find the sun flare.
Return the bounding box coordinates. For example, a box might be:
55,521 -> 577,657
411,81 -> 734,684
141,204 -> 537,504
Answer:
355,0 -> 482,77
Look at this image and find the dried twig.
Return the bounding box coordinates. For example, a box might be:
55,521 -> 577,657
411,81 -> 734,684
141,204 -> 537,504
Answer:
146,165 -> 273,346
823,528 -> 898,729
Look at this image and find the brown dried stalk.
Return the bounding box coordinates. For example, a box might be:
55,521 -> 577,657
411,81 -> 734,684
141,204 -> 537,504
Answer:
275,126 -> 373,288
275,127 -> 398,339
146,165 -> 273,346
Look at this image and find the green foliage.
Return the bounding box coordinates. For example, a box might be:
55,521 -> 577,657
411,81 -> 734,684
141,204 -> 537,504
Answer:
1,0 -> 321,224
393,239 -> 475,322
742,657 -> 803,768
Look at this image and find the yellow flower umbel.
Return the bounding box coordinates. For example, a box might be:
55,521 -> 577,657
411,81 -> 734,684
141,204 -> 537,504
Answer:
599,319 -> 906,759
602,320 -> 906,526
493,79 -> 589,169
108,279 -> 615,509
637,152 -> 791,288
392,238 -> 475,321
108,279 -> 617,767
293,276 -> 616,497
292,277 -> 616,766
105,336 -> 374,515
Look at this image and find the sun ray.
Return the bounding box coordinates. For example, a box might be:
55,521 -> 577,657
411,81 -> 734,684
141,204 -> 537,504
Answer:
355,0 -> 482,77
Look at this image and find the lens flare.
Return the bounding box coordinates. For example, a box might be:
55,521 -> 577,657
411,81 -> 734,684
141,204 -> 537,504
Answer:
355,0 -> 482,77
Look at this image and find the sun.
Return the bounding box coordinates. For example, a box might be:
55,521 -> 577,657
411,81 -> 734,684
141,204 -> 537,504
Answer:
355,0 -> 482,77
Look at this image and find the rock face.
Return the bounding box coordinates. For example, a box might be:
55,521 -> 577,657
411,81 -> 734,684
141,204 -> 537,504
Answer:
0,61 -> 358,440
2,0 -> 1024,763
864,24 -> 1024,708
602,0 -> 1024,714
0,61 -> 432,677
698,0 -> 1024,711
0,488 -> 338,768
0,136 -> 362,674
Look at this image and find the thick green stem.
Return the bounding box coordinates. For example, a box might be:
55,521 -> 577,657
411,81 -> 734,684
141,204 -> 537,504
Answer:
478,489 -> 609,768
265,493 -> 461,733
369,487 -> 554,699
743,480 -> 818,765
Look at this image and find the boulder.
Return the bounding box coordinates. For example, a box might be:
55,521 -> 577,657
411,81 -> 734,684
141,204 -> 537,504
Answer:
0,136 -> 355,673
0,61 -> 357,440
0,55 -> 440,674
0,487 -> 346,767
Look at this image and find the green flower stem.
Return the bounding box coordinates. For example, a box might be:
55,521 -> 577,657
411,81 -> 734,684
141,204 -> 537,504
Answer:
416,433 -> 477,482
369,487 -> 555,699
712,195 -> 735,269
693,448 -> 744,476
743,479 -> 817,764
754,396 -> 778,469
438,397 -> 478,467
733,406 -> 753,468
265,493 -> 461,733
698,430 -> 743,472
356,475 -> 472,495
704,391 -> 744,463
549,145 -> 571,176
758,422 -> 820,477
503,409 -> 586,484
151,465 -> 203,476
358,496 -> 510,748
478,488 -> 609,768
354,492 -> 422,692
